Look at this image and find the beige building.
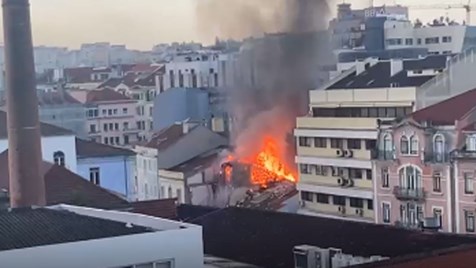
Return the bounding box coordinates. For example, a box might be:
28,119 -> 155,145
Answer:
295,56 -> 448,222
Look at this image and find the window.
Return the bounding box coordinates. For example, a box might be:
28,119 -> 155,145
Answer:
89,124 -> 96,133
382,203 -> 391,223
433,172 -> 442,193
115,137 -> 120,144
123,107 -> 128,114
442,36 -> 452,43
465,211 -> 475,232
104,123 -> 108,132
53,151 -> 65,166
365,140 -> 376,150
168,187 -> 172,198
405,38 -> 413,45
367,199 -> 373,210
314,137 -> 326,148
466,135 -> 476,151
400,136 -> 409,154
369,107 -> 378,117
176,189 -> 182,203
383,134 -> 393,153
382,168 -> 389,188
109,137 -> 115,145
332,195 -> 346,206
124,135 -> 130,145
316,193 -> 329,204
113,109 -> 118,115
104,137 -> 108,144
386,38 -> 402,45
300,164 -> 311,174
350,198 -> 364,208
301,191 -> 313,201
115,123 -> 119,131
108,109 -> 113,116
298,137 -> 311,147
102,109 -> 107,115
433,208 -> 443,229
349,168 -> 363,179
425,37 -> 439,44
330,138 -> 343,149
347,139 -> 361,149
89,167 -> 100,185
123,122 -> 129,130
410,136 -> 419,155
417,38 -> 422,45
434,135 -> 445,162
366,169 -> 372,180
399,165 -> 422,190
316,165 -> 328,176
464,172 -> 474,194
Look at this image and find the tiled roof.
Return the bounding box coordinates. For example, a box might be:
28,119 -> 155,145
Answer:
98,77 -> 123,89
178,205 -> 476,268
64,67 -> 94,83
37,91 -> 81,106
0,208 -> 150,252
86,88 -> 133,103
411,88 -> 476,125
0,111 -> 73,139
129,198 -> 178,219
76,138 -> 135,159
145,124 -> 186,151
168,148 -> 225,174
0,150 -> 129,209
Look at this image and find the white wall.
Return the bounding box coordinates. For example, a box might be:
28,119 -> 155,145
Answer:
135,146 -> 160,201
0,206 -> 204,268
0,134 -> 77,173
164,59 -> 219,90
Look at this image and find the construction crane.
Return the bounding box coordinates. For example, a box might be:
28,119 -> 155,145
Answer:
403,1 -> 476,25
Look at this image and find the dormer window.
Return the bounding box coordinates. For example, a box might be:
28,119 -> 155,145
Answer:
466,135 -> 476,152
53,151 -> 65,167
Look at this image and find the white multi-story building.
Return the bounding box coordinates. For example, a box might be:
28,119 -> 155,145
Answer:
384,20 -> 476,55
164,52 -> 220,90
0,204 -> 204,268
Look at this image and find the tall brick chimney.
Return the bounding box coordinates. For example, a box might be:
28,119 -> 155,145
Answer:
3,0 -> 46,207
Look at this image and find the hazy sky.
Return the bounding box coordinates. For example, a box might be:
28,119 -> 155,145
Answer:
0,0 -> 469,50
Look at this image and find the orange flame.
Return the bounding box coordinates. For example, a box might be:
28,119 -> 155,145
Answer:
242,135 -> 297,187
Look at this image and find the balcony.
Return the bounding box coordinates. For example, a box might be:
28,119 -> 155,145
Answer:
452,150 -> 476,159
393,186 -> 426,201
297,147 -> 374,161
424,152 -> 448,163
374,150 -> 395,161
395,220 -> 421,230
296,117 -> 378,130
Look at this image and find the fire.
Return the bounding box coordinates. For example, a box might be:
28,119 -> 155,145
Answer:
242,135 -> 297,187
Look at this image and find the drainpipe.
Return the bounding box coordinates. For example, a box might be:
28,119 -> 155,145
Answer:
3,0 -> 45,207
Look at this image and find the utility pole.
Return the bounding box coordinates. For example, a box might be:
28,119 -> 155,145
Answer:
3,0 -> 45,207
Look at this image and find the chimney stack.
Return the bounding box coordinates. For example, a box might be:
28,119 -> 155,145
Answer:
3,0 -> 46,207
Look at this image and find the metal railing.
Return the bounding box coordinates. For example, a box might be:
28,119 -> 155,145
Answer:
393,186 -> 426,201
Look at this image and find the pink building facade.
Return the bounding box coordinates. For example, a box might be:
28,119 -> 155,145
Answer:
375,120 -> 453,232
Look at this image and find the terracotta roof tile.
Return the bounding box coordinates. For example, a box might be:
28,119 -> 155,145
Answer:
76,138 -> 135,158
0,111 -> 73,139
0,150 -> 128,209
411,88 -> 476,125
86,89 -> 133,103
38,91 -> 81,106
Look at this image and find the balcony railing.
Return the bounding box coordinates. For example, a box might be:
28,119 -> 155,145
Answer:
393,186 -> 426,201
453,150 -> 476,159
395,220 -> 421,230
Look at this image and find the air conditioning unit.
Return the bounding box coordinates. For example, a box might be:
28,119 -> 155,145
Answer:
345,150 -> 354,158
338,206 -> 346,214
337,177 -> 346,186
293,245 -> 332,268
345,178 -> 355,188
355,208 -> 364,216
336,149 -> 344,157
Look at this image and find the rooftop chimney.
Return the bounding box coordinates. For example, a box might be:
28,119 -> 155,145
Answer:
3,0 -> 46,207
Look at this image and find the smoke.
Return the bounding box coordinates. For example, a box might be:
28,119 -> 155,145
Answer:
196,0 -> 334,174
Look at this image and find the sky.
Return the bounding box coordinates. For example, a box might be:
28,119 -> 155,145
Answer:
0,0 -> 469,50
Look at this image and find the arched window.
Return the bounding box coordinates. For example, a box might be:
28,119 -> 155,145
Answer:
434,134 -> 445,162
53,151 -> 65,167
384,134 -> 393,152
168,186 -> 173,198
398,165 -> 422,190
410,136 -> 419,155
466,134 -> 476,152
400,136 -> 409,155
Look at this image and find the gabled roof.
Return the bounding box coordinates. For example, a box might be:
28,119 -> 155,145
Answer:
178,205 -> 476,268
168,147 -> 227,175
411,88 -> 476,125
85,89 -> 133,103
98,77 -> 123,89
76,138 -> 135,159
129,198 -> 177,219
145,124 -> 186,151
0,208 -> 150,252
0,111 -> 73,139
0,150 -> 129,209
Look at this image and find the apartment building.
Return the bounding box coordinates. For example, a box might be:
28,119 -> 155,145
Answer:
375,88 -> 476,234
70,89 -> 139,147
295,56 -> 448,222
